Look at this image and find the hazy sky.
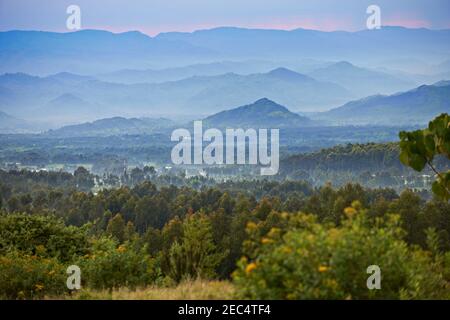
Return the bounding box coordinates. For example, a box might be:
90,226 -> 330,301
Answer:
1,0 -> 449,35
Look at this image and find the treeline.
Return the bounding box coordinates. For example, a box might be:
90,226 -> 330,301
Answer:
0,171 -> 448,249
0,167 -> 95,194
278,142 -> 449,191
281,142 -> 448,174
2,141 -> 445,194
0,134 -> 171,168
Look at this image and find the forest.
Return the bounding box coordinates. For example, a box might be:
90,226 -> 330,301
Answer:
0,115 -> 449,299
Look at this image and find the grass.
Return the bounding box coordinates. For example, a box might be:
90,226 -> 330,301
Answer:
62,280 -> 235,300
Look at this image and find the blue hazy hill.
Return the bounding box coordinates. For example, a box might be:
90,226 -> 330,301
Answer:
203,98 -> 313,128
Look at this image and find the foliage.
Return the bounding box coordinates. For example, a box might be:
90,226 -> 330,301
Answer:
76,237 -> 156,290
0,168 -> 449,299
399,113 -> 450,200
0,213 -> 89,262
165,213 -> 226,282
233,202 -> 449,299
0,249 -> 66,299
106,213 -> 126,242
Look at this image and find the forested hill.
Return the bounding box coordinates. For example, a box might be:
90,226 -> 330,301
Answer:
203,98 -> 313,128
280,142 -> 448,175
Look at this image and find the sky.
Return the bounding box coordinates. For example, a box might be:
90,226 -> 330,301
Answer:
0,0 -> 449,36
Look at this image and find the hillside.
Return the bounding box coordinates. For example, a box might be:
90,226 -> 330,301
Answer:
0,110 -> 30,133
37,93 -> 101,124
46,117 -> 176,137
203,98 -> 313,128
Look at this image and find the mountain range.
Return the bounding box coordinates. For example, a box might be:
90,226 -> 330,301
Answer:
1,27 -> 449,131
1,61 -> 429,126
1,27 -> 450,75
0,68 -> 353,124
9,77 -> 450,136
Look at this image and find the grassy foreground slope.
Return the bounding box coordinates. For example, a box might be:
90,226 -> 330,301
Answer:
57,280 -> 234,300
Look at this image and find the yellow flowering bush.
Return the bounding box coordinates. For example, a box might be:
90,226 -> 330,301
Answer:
233,204 -> 450,299
77,237 -> 156,290
0,213 -> 89,263
0,249 -> 66,299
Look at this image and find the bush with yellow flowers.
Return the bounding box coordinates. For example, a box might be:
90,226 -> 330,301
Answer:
0,249 -> 66,299
233,202 -> 450,299
0,213 -> 87,299
0,213 -> 89,263
76,237 -> 156,290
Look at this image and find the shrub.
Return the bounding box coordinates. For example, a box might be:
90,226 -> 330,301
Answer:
77,237 -> 156,290
0,213 -> 89,262
0,249 -> 66,299
233,202 -> 449,299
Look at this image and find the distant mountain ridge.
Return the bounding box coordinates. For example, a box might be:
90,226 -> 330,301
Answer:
155,26 -> 450,66
307,61 -> 415,97
314,82 -> 450,125
0,29 -> 214,75
97,61 -> 281,84
1,27 -> 450,74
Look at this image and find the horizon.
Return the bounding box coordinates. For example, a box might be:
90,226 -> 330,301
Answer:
1,0 -> 450,36
1,24 -> 450,38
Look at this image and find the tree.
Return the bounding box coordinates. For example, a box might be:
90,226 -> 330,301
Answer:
167,214 -> 225,282
399,113 -> 450,200
7,196 -> 20,212
106,213 -> 126,243
124,221 -> 137,241
74,166 -> 94,190
388,190 -> 423,245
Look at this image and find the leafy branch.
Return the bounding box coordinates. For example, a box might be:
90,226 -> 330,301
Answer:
399,113 -> 450,201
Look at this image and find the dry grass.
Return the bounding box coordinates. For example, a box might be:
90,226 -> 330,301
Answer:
65,280 -> 235,300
